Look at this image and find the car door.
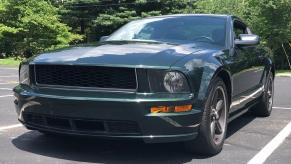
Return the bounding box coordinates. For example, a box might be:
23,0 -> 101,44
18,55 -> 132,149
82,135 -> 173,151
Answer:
232,20 -> 265,107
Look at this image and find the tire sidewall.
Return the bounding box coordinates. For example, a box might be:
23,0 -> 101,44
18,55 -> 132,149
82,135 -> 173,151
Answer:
264,72 -> 274,113
198,77 -> 229,153
252,71 -> 274,117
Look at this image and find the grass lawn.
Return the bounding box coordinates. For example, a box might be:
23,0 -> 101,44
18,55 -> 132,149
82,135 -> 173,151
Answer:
0,58 -> 21,67
276,69 -> 291,76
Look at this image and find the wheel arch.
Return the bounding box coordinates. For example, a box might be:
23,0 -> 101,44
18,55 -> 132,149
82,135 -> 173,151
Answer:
212,68 -> 232,105
266,56 -> 275,79
271,64 -> 275,79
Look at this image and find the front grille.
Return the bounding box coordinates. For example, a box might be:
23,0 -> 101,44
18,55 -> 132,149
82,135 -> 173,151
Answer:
23,113 -> 141,135
33,65 -> 137,90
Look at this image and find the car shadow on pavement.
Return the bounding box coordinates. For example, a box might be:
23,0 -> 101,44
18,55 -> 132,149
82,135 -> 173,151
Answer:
11,113 -> 256,163
226,113 -> 256,138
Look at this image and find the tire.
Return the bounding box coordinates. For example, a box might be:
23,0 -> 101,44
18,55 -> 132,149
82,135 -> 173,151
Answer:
184,77 -> 229,155
252,72 -> 274,117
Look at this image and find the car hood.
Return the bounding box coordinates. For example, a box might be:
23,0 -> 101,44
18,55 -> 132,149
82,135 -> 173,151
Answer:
31,42 -> 203,68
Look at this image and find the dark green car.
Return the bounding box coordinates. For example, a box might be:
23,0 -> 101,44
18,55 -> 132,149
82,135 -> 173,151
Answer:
14,14 -> 275,155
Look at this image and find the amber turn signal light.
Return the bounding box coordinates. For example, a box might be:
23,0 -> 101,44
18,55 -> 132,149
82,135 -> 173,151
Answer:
174,105 -> 192,112
150,106 -> 172,113
150,105 -> 192,113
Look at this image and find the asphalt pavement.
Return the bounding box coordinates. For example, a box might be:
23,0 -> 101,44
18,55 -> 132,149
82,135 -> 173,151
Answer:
0,66 -> 290,164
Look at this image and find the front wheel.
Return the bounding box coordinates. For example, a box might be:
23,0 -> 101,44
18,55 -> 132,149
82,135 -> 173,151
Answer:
184,77 -> 229,155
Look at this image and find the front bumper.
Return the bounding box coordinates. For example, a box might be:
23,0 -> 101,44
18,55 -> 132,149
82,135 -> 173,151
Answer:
13,85 -> 202,143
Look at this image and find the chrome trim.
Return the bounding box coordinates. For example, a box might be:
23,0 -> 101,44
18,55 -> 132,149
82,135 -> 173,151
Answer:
135,68 -> 139,92
33,64 -> 138,92
35,85 -> 137,93
230,85 -> 264,109
21,121 -> 198,139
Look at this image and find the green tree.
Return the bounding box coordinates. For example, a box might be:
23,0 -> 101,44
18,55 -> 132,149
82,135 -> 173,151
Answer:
248,0 -> 291,69
93,0 -> 196,39
53,0 -> 195,42
0,0 -> 18,39
0,0 -> 82,57
195,0 -> 291,69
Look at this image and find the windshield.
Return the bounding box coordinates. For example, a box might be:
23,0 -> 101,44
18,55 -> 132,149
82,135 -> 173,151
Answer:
107,16 -> 226,46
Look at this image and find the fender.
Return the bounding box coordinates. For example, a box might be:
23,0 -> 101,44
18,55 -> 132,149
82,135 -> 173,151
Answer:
172,49 -> 230,110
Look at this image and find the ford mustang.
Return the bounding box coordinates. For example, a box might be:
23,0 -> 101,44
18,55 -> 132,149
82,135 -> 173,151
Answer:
13,14 -> 274,155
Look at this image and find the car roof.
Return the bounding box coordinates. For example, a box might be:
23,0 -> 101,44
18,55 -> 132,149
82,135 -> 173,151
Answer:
145,14 -> 231,19
140,14 -> 246,25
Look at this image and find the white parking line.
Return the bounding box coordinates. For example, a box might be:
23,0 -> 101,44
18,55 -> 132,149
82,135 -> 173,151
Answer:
0,67 -> 18,70
0,88 -> 12,90
273,107 -> 291,110
0,124 -> 23,131
0,82 -> 17,85
0,75 -> 17,78
0,95 -> 13,98
248,122 -> 291,164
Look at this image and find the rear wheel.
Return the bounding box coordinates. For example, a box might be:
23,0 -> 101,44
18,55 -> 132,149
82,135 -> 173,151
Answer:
184,77 -> 229,155
252,72 -> 274,117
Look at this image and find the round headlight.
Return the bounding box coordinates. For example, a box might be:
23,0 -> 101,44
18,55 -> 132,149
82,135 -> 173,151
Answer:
163,71 -> 189,93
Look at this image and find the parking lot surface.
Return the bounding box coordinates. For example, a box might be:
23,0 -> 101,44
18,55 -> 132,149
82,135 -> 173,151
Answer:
0,66 -> 290,164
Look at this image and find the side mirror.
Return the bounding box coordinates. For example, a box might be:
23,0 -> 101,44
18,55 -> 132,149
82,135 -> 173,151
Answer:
235,34 -> 260,46
99,36 -> 109,42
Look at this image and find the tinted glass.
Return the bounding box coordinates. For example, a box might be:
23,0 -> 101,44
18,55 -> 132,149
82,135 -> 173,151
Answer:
233,21 -> 247,39
107,16 -> 226,46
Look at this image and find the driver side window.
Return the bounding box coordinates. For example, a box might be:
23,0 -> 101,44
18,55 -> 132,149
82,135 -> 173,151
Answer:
233,21 -> 248,39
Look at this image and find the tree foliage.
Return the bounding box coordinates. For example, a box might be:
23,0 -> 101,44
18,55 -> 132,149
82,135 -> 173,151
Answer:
55,0 -> 195,41
0,0 -> 82,57
0,0 -> 290,68
0,0 -> 19,39
195,0 -> 291,69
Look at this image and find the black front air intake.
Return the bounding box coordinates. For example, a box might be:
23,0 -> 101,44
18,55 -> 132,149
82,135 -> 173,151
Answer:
23,113 -> 141,135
